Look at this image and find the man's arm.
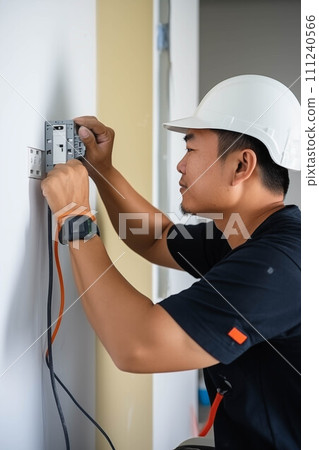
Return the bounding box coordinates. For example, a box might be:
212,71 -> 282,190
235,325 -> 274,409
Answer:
41,160 -> 219,373
74,116 -> 181,270
69,234 -> 219,373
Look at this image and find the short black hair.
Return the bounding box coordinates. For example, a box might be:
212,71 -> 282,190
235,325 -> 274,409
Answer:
214,129 -> 290,196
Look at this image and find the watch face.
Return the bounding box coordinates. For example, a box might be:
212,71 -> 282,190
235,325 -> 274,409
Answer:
59,216 -> 100,245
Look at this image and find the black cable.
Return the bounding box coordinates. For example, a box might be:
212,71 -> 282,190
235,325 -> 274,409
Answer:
46,206 -> 116,450
51,370 -> 116,450
46,206 -> 70,450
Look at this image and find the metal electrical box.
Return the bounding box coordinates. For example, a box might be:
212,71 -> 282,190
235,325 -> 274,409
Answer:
45,120 -> 86,172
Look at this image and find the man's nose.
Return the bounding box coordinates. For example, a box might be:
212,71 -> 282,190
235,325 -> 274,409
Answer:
177,155 -> 187,174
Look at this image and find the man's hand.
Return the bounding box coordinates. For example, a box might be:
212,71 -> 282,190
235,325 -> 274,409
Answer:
41,159 -> 90,216
74,116 -> 115,180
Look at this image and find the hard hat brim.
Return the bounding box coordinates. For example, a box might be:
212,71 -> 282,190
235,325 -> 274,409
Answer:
163,116 -> 212,134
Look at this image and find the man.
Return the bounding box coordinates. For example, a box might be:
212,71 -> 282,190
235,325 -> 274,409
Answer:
41,75 -> 301,449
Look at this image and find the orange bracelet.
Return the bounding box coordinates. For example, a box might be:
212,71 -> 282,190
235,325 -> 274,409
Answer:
56,208 -> 96,229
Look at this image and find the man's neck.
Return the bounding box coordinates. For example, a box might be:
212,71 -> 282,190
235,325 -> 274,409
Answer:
213,201 -> 285,249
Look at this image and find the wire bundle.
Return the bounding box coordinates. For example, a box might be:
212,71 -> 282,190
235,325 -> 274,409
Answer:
46,206 -> 115,450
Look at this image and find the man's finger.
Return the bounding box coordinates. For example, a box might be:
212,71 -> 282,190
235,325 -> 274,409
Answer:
74,116 -> 114,144
66,158 -> 84,167
78,126 -> 96,145
74,116 -> 106,136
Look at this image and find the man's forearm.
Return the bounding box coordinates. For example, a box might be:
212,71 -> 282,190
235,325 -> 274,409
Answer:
92,167 -> 172,257
68,235 -> 154,371
69,117 -> 174,263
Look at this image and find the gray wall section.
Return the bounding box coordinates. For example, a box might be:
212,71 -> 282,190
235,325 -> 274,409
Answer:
199,0 -> 301,207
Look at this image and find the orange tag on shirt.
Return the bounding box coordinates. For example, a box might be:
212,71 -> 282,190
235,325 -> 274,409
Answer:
228,327 -> 247,344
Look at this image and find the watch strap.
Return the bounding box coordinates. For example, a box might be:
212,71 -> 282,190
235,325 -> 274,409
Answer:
58,215 -> 100,245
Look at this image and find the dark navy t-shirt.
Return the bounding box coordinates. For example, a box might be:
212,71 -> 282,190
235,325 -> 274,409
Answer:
160,205 -> 300,450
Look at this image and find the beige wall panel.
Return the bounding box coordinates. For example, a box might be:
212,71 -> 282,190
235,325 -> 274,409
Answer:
96,1 -> 153,449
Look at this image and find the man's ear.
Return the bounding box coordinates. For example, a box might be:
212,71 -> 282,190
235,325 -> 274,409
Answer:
231,149 -> 257,186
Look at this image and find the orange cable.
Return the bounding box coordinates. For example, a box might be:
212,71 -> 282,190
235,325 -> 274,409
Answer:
46,211 -> 96,356
199,392 -> 224,437
51,235 -> 65,345
45,225 -> 65,357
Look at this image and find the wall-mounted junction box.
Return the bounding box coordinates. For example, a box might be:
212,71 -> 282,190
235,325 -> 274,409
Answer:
45,120 -> 86,172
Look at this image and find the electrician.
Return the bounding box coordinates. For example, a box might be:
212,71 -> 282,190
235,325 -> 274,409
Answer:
41,75 -> 301,449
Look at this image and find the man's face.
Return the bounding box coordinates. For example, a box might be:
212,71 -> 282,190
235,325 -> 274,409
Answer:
177,129 -> 231,215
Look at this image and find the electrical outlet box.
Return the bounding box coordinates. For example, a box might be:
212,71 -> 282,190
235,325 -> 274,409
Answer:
45,120 -> 86,172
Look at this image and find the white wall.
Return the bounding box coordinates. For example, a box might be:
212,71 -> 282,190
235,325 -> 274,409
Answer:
0,1 -> 96,449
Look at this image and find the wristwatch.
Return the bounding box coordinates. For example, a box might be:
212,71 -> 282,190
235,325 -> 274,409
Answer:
58,215 -> 100,245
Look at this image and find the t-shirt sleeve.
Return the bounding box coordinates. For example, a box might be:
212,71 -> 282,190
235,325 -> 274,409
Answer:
167,221 -> 231,277
160,241 -> 300,364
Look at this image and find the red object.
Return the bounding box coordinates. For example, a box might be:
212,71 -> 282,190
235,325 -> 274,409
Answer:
228,327 -> 247,344
45,224 -> 65,357
199,392 -> 224,437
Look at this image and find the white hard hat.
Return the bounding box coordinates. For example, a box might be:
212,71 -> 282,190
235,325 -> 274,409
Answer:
164,74 -> 300,170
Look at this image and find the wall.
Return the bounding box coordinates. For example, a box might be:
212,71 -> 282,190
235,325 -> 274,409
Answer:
152,1 -> 200,448
199,0 -> 301,207
96,1 -> 153,449
0,1 -> 96,449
